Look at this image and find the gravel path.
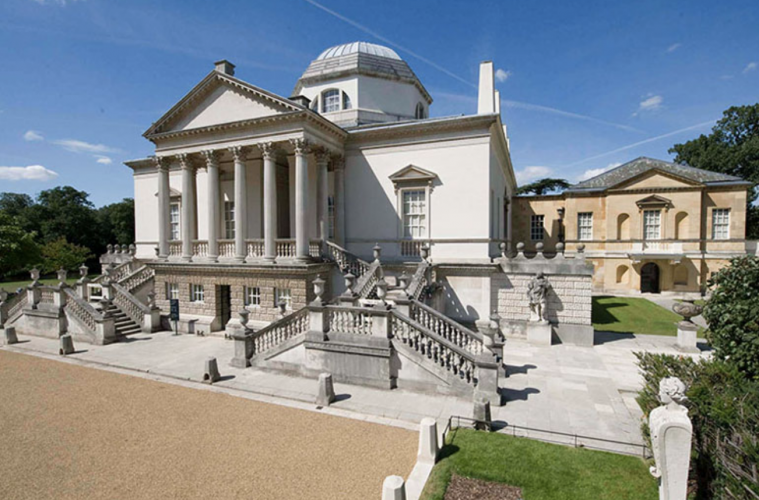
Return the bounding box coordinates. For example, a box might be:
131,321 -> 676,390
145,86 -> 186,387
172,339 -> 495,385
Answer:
0,350 -> 416,500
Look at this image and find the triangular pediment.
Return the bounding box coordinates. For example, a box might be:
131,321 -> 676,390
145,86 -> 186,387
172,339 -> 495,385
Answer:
389,164 -> 438,183
145,72 -> 303,137
636,194 -> 672,209
614,169 -> 702,191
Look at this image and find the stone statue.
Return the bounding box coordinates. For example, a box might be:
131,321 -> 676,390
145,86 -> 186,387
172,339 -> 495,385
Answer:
527,272 -> 549,323
649,377 -> 692,500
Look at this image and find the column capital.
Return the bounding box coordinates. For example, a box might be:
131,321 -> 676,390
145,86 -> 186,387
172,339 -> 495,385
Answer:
257,141 -> 279,161
290,138 -> 311,156
201,149 -> 220,167
331,154 -> 345,171
177,153 -> 197,171
313,147 -> 331,166
153,155 -> 169,172
229,145 -> 248,163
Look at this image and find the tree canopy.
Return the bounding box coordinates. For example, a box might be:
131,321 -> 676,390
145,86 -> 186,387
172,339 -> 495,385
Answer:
515,178 -> 571,196
670,103 -> 759,238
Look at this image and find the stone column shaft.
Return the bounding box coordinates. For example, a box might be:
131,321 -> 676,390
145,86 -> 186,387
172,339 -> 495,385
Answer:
292,139 -> 310,260
260,143 -> 278,262
334,157 -> 346,246
203,150 -> 220,261
156,157 -> 171,259
316,152 -> 330,241
231,146 -> 248,262
179,154 -> 196,262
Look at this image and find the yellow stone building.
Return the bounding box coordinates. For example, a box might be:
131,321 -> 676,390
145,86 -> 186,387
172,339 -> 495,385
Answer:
512,157 -> 754,296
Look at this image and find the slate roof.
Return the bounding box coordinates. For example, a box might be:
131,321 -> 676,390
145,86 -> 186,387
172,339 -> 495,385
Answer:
567,157 -> 749,192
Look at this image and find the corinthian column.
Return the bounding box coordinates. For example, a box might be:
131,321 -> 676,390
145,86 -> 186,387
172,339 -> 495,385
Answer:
179,153 -> 197,262
291,138 -> 310,261
230,146 -> 248,263
258,142 -> 278,263
203,150 -> 220,262
154,156 -> 170,260
315,149 -> 330,242
333,155 -> 346,246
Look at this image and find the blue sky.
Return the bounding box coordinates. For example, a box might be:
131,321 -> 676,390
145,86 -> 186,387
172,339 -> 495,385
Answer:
1,0 -> 757,207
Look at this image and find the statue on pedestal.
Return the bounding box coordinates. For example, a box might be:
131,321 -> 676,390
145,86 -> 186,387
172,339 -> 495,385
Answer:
527,272 -> 549,323
649,377 -> 692,500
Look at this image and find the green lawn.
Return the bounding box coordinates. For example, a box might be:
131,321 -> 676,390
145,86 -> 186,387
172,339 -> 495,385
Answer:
0,277 -> 79,292
592,296 -> 700,337
421,428 -> 657,500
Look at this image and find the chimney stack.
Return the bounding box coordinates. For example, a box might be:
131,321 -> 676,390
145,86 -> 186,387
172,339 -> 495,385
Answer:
477,61 -> 495,114
214,59 -> 236,76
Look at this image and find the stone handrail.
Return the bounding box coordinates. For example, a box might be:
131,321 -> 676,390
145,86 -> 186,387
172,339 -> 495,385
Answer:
111,282 -> 151,327
390,310 -> 477,386
63,287 -> 103,334
1,291 -> 27,324
326,305 -> 375,335
325,241 -> 371,276
92,260 -> 138,284
354,260 -> 381,299
409,299 -> 484,356
120,265 -> 155,293
405,261 -> 430,300
248,307 -> 310,357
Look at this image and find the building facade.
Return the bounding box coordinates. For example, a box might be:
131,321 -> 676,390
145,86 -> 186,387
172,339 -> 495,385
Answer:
512,157 -> 753,296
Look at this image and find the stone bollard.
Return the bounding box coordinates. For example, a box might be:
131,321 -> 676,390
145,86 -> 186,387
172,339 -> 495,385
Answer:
203,357 -> 221,384
59,334 -> 75,355
316,372 -> 336,406
417,418 -> 439,465
1,327 -> 19,346
473,397 -> 492,431
381,475 -> 407,500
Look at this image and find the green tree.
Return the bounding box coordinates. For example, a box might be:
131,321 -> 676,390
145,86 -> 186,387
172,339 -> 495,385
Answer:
702,255 -> 759,380
0,212 -> 40,279
39,237 -> 94,274
32,186 -> 101,254
670,104 -> 759,238
97,198 -> 135,245
0,192 -> 37,234
516,178 -> 571,196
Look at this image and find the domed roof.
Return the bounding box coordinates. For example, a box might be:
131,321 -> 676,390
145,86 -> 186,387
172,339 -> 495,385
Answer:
316,42 -> 401,61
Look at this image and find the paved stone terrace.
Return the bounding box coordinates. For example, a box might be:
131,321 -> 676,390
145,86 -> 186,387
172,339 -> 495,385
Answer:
2,329 -> 710,456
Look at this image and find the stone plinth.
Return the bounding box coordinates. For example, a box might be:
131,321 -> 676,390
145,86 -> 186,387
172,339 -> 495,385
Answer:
381,475 -> 407,500
473,398 -> 492,431
203,357 -> 221,384
316,372 -> 336,406
526,321 -> 552,346
676,321 -> 699,353
1,327 -> 18,346
59,334 -> 75,355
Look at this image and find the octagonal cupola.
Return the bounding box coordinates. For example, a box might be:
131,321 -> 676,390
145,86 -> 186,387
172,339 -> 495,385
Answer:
292,42 -> 432,127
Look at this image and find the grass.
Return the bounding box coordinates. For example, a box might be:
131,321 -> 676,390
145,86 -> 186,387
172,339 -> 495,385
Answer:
0,277 -> 79,292
420,428 -> 657,500
592,295 -> 704,337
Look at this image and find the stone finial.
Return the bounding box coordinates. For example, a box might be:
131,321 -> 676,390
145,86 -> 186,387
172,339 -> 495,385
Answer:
239,309 -> 249,328
203,357 -> 221,384
59,334 -> 75,356
659,377 -> 688,408
312,275 -> 325,303
420,244 -> 430,261
79,265 -> 89,278
115,244 -> 122,254
30,268 -> 40,284
535,242 -> 544,257
107,244 -> 113,254
516,242 -> 525,257
57,268 -> 68,284
316,372 -> 336,406
381,476 -> 407,500
343,273 -> 356,294
499,241 -> 507,257
128,244 -> 136,256
122,244 -> 129,254
577,243 -> 585,254
417,418 -> 439,465
398,271 -> 410,290
373,243 -> 382,261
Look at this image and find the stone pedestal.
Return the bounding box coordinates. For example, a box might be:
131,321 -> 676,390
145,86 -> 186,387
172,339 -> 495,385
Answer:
676,321 -> 699,353
474,353 -> 502,406
417,418 -> 439,465
316,372 -> 335,406
527,321 -> 552,346
203,357 -> 221,384
381,476 -> 406,500
59,334 -> 75,355
473,397 -> 492,431
1,327 -> 18,346
230,327 -> 253,368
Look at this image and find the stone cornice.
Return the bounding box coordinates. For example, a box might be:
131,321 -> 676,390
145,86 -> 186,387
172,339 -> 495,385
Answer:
149,261 -> 332,275
346,113 -> 499,144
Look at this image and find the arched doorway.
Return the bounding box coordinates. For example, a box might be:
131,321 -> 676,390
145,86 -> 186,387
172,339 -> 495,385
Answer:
640,262 -> 660,293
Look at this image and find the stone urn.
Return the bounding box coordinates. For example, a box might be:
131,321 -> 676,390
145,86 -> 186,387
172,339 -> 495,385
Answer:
672,300 -> 702,324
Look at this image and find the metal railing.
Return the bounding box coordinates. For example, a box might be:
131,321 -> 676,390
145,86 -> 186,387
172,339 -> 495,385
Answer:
443,415 -> 651,458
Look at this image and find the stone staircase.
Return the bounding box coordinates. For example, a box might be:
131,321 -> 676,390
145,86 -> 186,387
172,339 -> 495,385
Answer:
103,303 -> 142,337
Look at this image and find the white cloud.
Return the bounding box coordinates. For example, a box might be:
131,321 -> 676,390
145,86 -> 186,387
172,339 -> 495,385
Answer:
743,62 -> 757,74
495,68 -> 512,83
23,130 -> 44,141
0,165 -> 58,181
633,94 -> 663,116
516,166 -> 553,185
666,43 -> 681,53
53,139 -> 119,154
578,162 -> 621,182
95,155 -> 113,165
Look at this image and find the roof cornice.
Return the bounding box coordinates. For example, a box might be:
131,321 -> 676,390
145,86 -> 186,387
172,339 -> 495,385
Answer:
346,113 -> 498,143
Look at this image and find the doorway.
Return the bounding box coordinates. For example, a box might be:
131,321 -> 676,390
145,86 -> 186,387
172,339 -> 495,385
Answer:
218,285 -> 232,326
640,263 -> 660,294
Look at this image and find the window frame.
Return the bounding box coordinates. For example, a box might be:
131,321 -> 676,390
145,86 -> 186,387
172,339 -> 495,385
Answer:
643,210 -> 661,240
165,282 -> 179,301
274,288 -> 292,310
244,286 -> 261,308
530,215 -> 545,241
169,202 -> 180,241
578,212 -> 593,241
190,283 -> 204,303
322,89 -> 341,113
224,200 -> 235,240
712,208 -> 730,240
401,188 -> 427,239
415,102 -> 426,119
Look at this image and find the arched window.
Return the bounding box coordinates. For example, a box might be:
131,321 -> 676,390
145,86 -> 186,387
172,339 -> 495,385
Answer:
415,102 -> 425,119
342,91 -> 352,110
322,89 -> 340,113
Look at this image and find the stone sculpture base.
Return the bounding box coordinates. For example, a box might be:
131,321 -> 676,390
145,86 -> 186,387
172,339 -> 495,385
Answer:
676,322 -> 699,353
316,372 -> 336,407
1,327 -> 19,346
527,321 -> 552,346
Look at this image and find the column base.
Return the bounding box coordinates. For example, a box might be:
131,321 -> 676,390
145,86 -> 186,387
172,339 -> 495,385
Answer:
264,256 -> 277,264
206,255 -> 219,263
181,256 -> 193,262
234,256 -> 246,264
